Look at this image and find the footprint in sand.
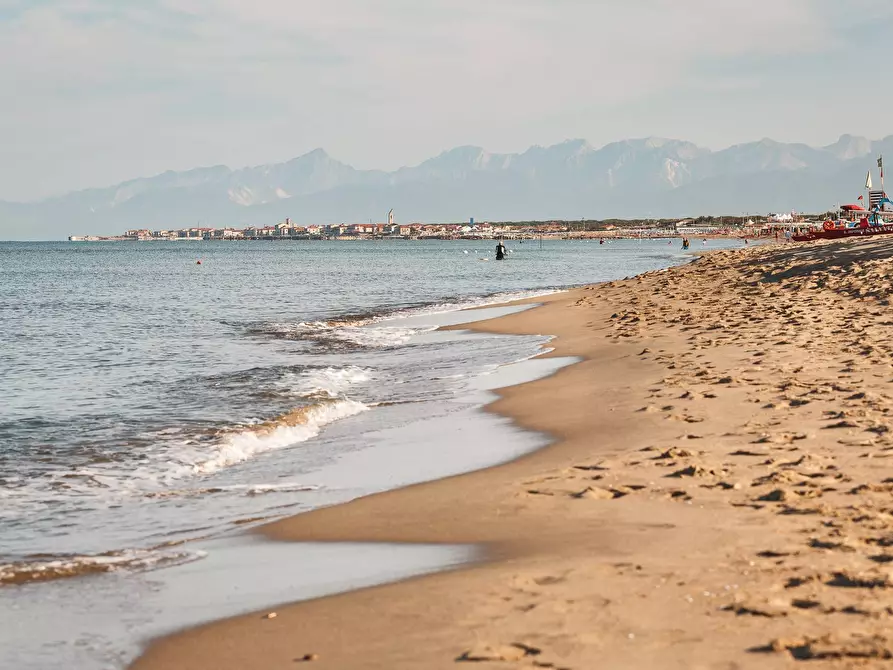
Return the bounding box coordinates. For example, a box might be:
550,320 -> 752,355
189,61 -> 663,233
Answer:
456,642 -> 543,663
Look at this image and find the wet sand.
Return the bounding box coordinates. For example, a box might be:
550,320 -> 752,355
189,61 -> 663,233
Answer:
134,237 -> 893,669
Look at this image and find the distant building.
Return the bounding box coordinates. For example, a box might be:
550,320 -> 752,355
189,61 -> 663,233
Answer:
677,225 -> 723,235
388,209 -> 395,226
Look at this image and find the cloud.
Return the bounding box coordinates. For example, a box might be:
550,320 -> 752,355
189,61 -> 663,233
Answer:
0,0 -> 887,200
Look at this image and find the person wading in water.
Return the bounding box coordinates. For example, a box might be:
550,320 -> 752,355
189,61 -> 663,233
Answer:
495,239 -> 507,260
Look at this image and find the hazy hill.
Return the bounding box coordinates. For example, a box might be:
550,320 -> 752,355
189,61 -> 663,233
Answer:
3,134 -> 891,240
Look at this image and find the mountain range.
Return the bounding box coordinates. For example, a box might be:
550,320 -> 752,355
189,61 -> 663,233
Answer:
3,134 -> 891,240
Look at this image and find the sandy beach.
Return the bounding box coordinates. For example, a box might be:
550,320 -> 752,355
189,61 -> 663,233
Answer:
133,237 -> 893,669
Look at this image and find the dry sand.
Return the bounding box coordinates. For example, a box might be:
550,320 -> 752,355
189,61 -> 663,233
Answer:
133,237 -> 893,669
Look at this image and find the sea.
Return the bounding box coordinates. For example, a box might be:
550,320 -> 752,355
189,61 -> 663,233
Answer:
0,237 -> 736,669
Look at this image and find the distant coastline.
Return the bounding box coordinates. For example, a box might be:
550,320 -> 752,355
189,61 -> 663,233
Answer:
68,213 -> 823,242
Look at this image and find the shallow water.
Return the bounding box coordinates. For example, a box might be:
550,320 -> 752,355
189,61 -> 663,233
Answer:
0,238 -> 714,564
0,237 -> 740,668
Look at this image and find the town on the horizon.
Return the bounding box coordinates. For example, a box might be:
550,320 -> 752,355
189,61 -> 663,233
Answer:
68,211 -> 822,242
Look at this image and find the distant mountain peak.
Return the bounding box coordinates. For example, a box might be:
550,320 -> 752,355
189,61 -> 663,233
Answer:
556,138 -> 593,150
4,133 -> 893,240
642,137 -> 676,149
284,147 -> 333,163
432,145 -> 487,158
824,134 -> 872,160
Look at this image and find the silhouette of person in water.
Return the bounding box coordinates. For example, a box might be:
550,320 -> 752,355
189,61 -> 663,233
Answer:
495,240 -> 506,260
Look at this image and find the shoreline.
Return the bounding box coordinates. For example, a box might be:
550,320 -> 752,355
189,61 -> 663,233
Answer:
129,252 -> 721,668
133,236 -> 893,668
7,238 -> 749,669
130,289 -> 612,669
64,233 -> 751,243
3,304 -> 567,670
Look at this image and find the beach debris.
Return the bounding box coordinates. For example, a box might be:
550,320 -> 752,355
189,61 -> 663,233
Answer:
264,612 -> 278,619
296,653 -> 319,662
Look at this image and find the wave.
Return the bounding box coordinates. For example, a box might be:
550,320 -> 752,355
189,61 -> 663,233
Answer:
251,320 -> 425,349
0,547 -> 205,587
290,365 -> 370,398
186,398 -> 369,475
1,393 -> 368,514
252,287 -> 562,349
374,287 -> 561,322
142,483 -> 322,500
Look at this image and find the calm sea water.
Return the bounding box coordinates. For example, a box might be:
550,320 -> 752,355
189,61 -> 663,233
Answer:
0,238 -> 719,563
0,237 -> 734,667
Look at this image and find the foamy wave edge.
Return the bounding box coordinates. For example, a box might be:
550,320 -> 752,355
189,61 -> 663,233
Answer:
373,287 -> 562,324
0,547 -> 205,587
188,398 -> 369,475
260,288 -> 563,349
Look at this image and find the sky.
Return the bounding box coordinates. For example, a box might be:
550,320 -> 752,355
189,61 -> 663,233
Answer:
1,0 -> 892,202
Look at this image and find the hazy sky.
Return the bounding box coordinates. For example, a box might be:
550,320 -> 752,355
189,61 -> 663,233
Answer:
2,0 -> 892,201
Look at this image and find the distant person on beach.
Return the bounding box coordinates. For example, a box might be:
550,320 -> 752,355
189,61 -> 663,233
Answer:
495,240 -> 506,260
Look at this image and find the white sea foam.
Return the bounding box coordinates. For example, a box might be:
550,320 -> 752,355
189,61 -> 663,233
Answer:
372,288 -> 561,324
331,325 -> 436,348
188,399 -> 369,475
0,395 -> 369,516
263,288 -> 562,350
298,366 -> 370,397
238,482 -> 322,496
326,288 -> 561,347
